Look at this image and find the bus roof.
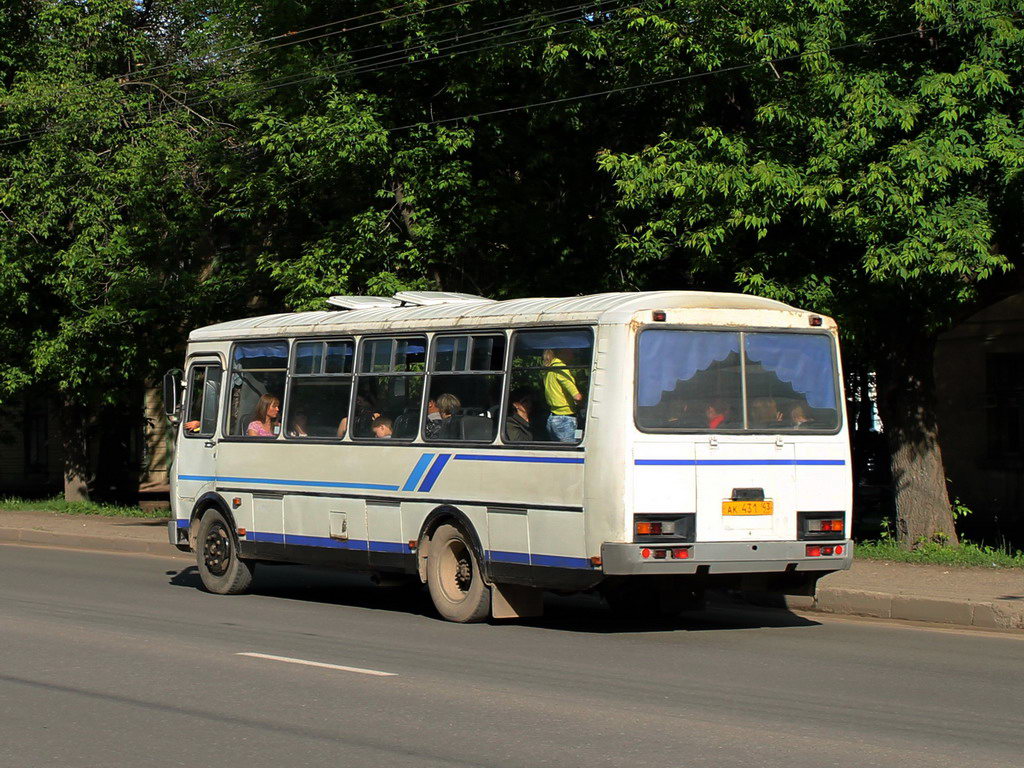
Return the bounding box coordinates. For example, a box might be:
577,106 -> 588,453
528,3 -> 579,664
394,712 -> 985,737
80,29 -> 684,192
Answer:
188,290 -> 820,341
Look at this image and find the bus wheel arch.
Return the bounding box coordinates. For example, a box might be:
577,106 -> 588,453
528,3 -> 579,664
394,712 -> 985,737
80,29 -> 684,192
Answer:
194,503 -> 254,595
416,505 -> 488,584
418,506 -> 491,623
189,492 -> 233,551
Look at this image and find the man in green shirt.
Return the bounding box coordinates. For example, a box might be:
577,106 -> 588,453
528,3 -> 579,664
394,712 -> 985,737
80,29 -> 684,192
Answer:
543,349 -> 583,442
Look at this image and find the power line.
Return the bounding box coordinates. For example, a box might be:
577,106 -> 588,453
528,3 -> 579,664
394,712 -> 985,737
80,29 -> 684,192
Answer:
0,0 -> 629,148
180,0 -> 623,99
385,20 -> 1017,132
121,1 -> 473,84
0,0 -> 480,141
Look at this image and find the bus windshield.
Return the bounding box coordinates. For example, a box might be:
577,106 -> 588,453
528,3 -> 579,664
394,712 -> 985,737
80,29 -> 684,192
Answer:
636,329 -> 839,432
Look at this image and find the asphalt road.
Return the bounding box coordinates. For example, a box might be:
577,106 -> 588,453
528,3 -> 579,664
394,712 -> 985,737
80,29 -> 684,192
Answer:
1,544 -> 1021,768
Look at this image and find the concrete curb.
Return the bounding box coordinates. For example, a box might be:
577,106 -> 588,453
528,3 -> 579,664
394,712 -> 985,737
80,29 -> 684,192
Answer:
746,586 -> 1024,631
0,526 -> 189,560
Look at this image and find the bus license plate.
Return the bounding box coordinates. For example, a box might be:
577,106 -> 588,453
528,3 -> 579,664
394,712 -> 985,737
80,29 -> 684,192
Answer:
722,500 -> 773,516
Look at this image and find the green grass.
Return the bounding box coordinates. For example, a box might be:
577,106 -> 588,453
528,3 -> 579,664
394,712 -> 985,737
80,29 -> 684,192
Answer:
0,496 -> 166,519
855,539 -> 1024,569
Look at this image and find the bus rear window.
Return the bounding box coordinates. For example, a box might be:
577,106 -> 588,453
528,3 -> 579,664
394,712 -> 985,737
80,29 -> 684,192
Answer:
636,329 -> 839,432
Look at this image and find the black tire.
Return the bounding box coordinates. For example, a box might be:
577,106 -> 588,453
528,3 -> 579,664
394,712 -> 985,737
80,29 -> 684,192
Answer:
426,523 -> 490,623
196,508 -> 254,595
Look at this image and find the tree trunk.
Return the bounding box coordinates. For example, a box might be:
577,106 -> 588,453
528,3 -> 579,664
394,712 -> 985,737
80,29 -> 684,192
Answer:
60,396 -> 92,502
874,333 -> 958,546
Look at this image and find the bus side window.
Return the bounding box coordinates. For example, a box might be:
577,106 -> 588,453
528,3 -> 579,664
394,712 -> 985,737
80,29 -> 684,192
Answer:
287,340 -> 354,438
505,329 -> 593,444
352,336 -> 426,441
425,334 -> 505,443
227,341 -> 288,437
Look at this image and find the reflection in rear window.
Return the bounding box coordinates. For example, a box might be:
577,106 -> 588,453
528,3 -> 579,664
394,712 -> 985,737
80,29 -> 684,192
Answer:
636,330 -> 839,431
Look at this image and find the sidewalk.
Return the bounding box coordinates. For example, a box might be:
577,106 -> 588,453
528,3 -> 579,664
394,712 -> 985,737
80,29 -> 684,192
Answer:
0,509 -> 187,559
2,509 -> 1022,629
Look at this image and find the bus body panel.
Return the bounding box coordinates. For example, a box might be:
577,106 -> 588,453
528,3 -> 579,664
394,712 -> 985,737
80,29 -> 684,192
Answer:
169,292 -> 854,604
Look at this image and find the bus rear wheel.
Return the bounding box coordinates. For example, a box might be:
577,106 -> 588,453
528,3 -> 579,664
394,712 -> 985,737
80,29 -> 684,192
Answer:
426,523 -> 490,623
196,508 -> 254,595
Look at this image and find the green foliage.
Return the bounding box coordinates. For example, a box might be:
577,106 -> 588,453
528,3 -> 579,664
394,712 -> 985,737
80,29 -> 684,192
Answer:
856,539 -> 1024,569
0,495 -> 164,518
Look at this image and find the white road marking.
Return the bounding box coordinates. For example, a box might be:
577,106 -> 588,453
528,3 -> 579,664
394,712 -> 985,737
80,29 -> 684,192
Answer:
236,652 -> 397,676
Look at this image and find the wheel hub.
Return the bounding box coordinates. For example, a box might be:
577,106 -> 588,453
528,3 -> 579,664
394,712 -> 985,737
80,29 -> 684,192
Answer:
203,523 -> 231,576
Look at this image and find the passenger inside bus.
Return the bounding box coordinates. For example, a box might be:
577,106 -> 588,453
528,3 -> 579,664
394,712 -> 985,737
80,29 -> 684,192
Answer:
287,411 -> 309,437
749,397 -> 783,428
424,393 -> 461,440
371,416 -> 393,439
505,387 -> 535,442
543,348 -> 583,442
706,398 -> 731,429
337,394 -> 380,438
247,394 -> 280,437
789,403 -> 814,428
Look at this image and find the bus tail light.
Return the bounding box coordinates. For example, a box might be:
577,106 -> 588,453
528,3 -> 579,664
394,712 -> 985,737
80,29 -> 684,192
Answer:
806,545 -> 844,557
653,549 -> 667,559
672,547 -> 691,559
633,514 -> 694,541
798,512 -> 845,540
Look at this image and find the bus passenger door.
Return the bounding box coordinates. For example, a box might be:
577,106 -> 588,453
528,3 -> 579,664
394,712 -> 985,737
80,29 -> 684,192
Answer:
174,359 -> 223,518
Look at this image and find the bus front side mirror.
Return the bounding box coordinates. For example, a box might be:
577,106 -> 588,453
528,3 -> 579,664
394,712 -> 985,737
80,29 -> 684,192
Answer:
163,369 -> 182,421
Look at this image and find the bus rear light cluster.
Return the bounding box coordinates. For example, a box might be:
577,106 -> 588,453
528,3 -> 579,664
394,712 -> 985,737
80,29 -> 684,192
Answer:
640,547 -> 691,560
636,521 -> 674,536
809,518 -> 844,533
806,544 -> 844,557
798,511 -> 846,541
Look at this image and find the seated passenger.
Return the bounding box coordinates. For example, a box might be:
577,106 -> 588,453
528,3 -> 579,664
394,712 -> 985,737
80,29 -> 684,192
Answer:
247,394 -> 280,437
425,393 -> 461,440
706,398 -> 731,430
338,394 -> 380,438
505,388 -> 535,442
371,416 -> 393,439
789,403 -> 814,428
288,411 -> 309,437
749,397 -> 782,429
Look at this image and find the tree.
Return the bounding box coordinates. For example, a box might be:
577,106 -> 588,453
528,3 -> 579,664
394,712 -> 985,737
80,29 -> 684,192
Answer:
595,0 -> 1024,544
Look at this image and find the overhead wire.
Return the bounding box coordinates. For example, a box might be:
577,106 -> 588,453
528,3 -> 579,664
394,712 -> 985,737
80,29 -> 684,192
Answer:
0,0 -> 629,148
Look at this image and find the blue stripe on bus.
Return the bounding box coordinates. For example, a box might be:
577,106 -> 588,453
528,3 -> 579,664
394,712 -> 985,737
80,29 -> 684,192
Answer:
241,532 -> 582,567
175,519 -> 190,529
487,550 -> 531,565
369,541 -> 410,554
487,550 -> 590,569
178,474 -> 401,491
454,454 -> 584,464
402,453 -> 435,491
531,554 -> 591,569
283,534 -> 368,550
247,533 -> 411,554
634,459 -> 846,466
417,454 -> 452,492
249,531 -> 285,544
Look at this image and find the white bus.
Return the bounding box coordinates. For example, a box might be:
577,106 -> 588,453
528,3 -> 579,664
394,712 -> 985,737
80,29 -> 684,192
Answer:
164,290 -> 852,622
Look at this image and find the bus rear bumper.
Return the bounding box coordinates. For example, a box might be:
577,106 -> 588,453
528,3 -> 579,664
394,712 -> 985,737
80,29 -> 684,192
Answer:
600,540 -> 853,576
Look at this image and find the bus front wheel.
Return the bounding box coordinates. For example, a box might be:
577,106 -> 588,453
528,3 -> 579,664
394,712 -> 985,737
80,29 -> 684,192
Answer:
426,523 -> 490,623
196,508 -> 254,595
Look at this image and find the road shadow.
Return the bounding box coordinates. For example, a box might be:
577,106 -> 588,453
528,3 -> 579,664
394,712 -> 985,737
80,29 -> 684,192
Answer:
166,564 -> 820,633
168,564 -> 435,618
